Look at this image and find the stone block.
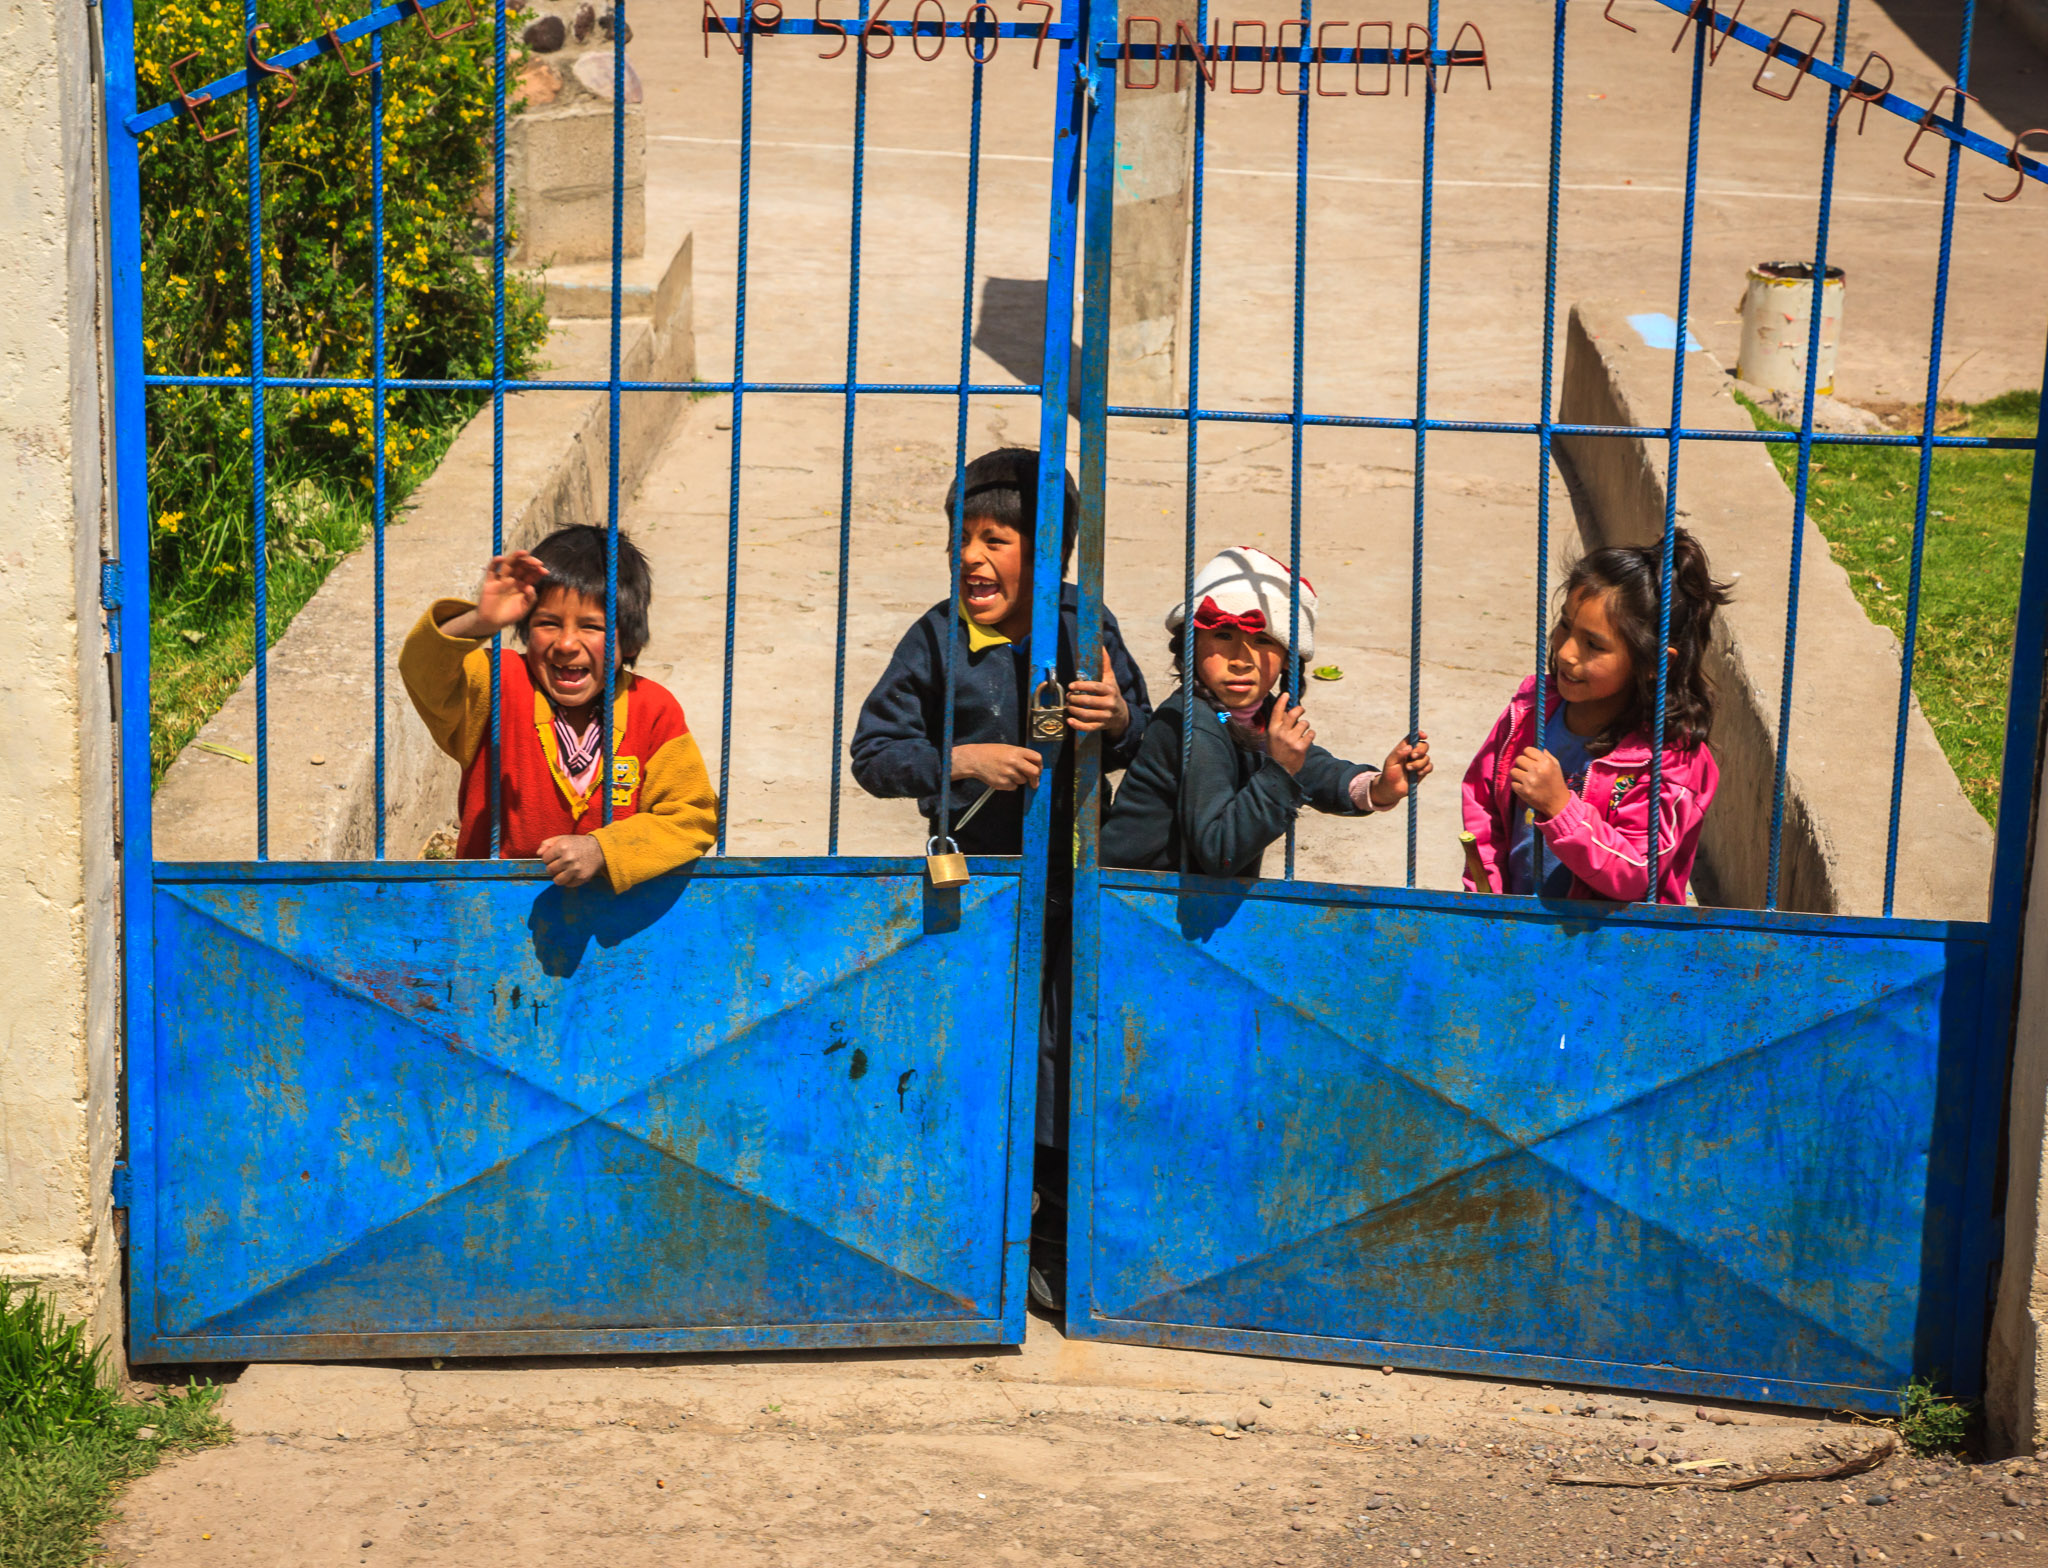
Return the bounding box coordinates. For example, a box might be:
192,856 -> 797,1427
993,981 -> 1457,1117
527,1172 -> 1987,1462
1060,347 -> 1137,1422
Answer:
508,102 -> 646,266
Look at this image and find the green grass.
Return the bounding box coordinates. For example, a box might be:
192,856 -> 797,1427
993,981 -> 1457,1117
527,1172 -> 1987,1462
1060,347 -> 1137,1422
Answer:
149,406 -> 472,787
0,1282 -> 230,1568
1736,389 -> 2038,822
1896,1375 -> 1975,1457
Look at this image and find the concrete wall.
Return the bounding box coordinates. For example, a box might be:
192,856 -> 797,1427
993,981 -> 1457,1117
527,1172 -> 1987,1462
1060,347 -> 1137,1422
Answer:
0,0 -> 121,1352
1556,300 -> 1993,921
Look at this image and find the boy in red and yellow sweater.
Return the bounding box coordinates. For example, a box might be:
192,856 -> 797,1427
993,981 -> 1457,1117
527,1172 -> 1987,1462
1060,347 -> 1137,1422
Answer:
399,525 -> 717,890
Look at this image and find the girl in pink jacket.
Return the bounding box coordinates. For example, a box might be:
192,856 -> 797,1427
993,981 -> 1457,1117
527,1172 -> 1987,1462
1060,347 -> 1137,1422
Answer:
1463,528 -> 1732,905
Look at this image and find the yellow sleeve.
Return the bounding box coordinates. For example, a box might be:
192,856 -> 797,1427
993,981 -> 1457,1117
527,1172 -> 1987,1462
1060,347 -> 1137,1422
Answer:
398,599 -> 494,767
592,731 -> 720,893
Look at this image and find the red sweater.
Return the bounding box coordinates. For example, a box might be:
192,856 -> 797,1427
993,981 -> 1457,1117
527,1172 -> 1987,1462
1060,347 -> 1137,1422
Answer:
400,601 -> 718,891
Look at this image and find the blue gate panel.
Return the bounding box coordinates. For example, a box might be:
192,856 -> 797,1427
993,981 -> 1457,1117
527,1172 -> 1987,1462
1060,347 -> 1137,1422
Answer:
138,862 -> 1023,1361
1073,872 -> 1993,1412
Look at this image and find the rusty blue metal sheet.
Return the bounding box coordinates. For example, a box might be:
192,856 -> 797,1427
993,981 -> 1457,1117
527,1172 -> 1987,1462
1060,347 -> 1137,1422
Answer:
135,860 -> 1026,1362
1067,872 -> 1995,1413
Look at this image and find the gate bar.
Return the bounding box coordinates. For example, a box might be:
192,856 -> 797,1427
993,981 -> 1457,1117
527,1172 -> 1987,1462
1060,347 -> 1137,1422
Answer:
718,2 -> 759,852
1529,0 -> 1568,896
1763,0 -> 1853,908
245,0 -> 270,859
1177,0 -> 1210,879
371,30 -> 389,857
1883,0 -> 1976,915
826,0 -> 872,856
1282,0 -> 1312,880
1646,15 -> 1707,899
487,0 -> 508,856
938,21 -> 992,849
104,0 -> 162,1362
602,0 -> 630,827
1405,0 -> 1438,889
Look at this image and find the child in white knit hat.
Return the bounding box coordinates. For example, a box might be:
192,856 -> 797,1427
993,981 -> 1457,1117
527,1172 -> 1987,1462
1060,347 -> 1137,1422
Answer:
1100,546 -> 1430,878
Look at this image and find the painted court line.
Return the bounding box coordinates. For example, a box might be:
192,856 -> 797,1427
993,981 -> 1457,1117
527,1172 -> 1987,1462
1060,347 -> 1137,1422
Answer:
654,133 -> 1948,206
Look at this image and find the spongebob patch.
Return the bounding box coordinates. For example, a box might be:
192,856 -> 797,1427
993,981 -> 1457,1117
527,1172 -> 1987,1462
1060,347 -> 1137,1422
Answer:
611,754 -> 640,809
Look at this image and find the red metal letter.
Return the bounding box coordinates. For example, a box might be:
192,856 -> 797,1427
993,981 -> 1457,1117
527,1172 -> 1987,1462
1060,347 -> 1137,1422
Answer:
1276,19 -> 1308,95
913,0 -> 946,58
862,0 -> 897,57
1987,127 -> 2048,203
1230,20 -> 1266,92
705,0 -> 745,56
1751,8 -> 1825,101
1123,15 -> 1162,86
1670,0 -> 1744,62
1404,21 -> 1431,95
324,27 -> 381,77
1174,18 -> 1217,90
1019,0 -> 1052,67
1903,83 -> 1977,177
404,0 -> 477,41
964,1 -> 999,61
1441,19 -> 1488,91
1827,48 -> 1891,135
246,23 -> 301,110
1314,19 -> 1346,96
167,51 -> 238,142
1354,20 -> 1391,95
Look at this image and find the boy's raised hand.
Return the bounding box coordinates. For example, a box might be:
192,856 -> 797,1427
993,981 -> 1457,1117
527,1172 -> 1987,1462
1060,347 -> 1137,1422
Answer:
436,551 -> 550,642
537,833 -> 606,888
1066,650 -> 1131,740
1509,746 -> 1571,819
951,743 -> 1043,791
1267,695 -> 1314,777
477,550 -> 550,629
1369,731 -> 1433,809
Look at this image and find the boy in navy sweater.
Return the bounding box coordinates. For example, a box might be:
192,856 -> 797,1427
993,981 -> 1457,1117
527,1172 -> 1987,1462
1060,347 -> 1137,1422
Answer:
851,447 -> 1150,1312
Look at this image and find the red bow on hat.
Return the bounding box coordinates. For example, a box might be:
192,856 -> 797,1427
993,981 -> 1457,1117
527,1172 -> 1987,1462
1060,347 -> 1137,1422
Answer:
1192,596 -> 1270,636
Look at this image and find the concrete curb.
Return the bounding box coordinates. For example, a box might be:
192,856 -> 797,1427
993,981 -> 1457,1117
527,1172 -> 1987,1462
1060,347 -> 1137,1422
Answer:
153,238 -> 695,862
1555,299 -> 1992,920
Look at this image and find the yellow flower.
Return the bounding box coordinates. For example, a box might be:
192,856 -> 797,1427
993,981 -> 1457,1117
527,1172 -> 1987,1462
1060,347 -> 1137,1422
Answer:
158,512 -> 185,535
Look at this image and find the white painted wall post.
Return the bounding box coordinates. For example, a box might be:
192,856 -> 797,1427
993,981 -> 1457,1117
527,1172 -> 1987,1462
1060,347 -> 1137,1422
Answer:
0,0 -> 122,1359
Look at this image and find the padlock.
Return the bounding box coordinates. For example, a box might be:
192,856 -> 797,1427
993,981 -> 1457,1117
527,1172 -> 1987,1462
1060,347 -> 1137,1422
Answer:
926,835 -> 971,888
1028,677 -> 1066,744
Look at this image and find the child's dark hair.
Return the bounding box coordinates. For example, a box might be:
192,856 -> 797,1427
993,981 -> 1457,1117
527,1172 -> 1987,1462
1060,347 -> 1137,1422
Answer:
1555,527 -> 1731,750
519,525 -> 654,665
943,447 -> 1080,570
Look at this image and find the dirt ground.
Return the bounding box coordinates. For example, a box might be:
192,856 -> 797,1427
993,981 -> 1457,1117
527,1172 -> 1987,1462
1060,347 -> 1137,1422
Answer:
108,1317 -> 2047,1566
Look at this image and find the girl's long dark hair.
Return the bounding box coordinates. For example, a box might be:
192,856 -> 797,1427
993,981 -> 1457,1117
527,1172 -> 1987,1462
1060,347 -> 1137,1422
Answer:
1555,528 -> 1732,751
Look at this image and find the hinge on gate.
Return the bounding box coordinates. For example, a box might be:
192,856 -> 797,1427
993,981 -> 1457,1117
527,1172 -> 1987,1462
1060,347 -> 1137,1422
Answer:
110,1161 -> 132,1210
100,559 -> 121,653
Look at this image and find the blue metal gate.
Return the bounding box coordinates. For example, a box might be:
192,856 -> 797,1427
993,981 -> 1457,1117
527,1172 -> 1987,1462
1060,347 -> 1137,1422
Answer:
102,0 -> 1086,1359
103,0 -> 2048,1399
1064,0 -> 2048,1411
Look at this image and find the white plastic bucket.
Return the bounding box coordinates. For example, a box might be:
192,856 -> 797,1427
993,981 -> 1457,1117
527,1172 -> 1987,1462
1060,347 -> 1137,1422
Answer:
1737,261 -> 1845,395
